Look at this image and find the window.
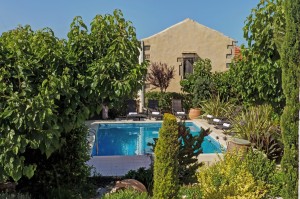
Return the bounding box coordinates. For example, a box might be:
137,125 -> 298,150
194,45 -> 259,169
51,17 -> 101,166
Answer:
144,54 -> 150,60
144,45 -> 150,51
183,58 -> 194,76
226,54 -> 233,59
226,63 -> 231,68
179,57 -> 195,78
178,52 -> 198,78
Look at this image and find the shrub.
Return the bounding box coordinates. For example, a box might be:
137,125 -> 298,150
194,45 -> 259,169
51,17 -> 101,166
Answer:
180,58 -> 214,107
178,185 -> 202,199
102,189 -> 150,199
124,167 -> 153,194
145,91 -> 190,112
16,125 -> 95,199
177,122 -> 208,184
0,193 -> 31,199
200,95 -> 235,118
148,121 -> 208,185
212,71 -> 238,102
231,104 -> 283,161
197,152 -> 268,199
153,114 -> 179,199
280,0 -> 299,197
244,150 -> 283,197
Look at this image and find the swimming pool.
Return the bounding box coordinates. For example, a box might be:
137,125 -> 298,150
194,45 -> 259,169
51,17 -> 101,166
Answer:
91,122 -> 222,156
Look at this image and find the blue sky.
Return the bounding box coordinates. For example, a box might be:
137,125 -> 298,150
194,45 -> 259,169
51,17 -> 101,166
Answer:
0,0 -> 259,45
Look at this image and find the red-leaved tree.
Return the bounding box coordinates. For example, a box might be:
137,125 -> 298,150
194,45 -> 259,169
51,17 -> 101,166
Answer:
146,62 -> 175,93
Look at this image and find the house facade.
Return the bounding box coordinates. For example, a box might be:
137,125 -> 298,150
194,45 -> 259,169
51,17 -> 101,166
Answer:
140,18 -> 238,93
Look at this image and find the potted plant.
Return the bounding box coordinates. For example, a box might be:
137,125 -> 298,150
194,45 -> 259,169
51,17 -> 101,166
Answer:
180,58 -> 214,119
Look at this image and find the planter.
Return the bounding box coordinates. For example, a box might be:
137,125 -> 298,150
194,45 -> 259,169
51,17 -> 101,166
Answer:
227,138 -> 251,153
188,108 -> 201,119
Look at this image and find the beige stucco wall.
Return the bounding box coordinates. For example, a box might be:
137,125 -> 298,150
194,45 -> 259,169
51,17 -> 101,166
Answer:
142,18 -> 236,93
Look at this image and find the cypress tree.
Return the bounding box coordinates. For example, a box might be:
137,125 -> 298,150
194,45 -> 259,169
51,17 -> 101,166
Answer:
280,0 -> 299,198
153,114 -> 179,199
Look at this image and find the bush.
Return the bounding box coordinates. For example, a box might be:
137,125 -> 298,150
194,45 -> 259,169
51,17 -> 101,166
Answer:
145,91 -> 190,112
178,185 -> 202,199
200,95 -> 235,118
231,104 -> 283,161
153,114 -> 179,199
0,193 -> 31,199
197,152 -> 268,199
212,71 -> 238,102
244,150 -> 283,197
17,125 -> 95,199
180,58 -> 214,107
124,167 -> 153,194
177,122 -> 208,184
102,189 -> 150,199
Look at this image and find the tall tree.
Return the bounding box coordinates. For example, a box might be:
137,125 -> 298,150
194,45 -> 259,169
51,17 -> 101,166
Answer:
230,0 -> 285,111
153,114 -> 179,199
280,0 -> 299,198
0,9 -> 147,185
146,62 -> 174,93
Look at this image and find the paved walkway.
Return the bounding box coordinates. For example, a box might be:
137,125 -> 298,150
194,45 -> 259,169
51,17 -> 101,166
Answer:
87,155 -> 152,176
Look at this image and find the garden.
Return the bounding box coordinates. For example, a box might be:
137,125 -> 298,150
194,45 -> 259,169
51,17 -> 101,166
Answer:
0,0 -> 299,198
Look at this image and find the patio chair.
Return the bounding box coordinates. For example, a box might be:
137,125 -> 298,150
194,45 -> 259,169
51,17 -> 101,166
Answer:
215,122 -> 232,130
172,99 -> 187,119
126,100 -> 147,121
147,99 -> 163,120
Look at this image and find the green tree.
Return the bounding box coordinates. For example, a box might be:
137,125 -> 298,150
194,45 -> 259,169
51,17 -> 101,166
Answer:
153,114 -> 179,199
180,58 -> 214,107
0,9 -> 147,191
230,0 -> 285,112
280,0 -> 299,198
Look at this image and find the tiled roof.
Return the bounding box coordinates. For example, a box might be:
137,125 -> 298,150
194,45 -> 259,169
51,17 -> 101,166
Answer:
234,46 -> 242,60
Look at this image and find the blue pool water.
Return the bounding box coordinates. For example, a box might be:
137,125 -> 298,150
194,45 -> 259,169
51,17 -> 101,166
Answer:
91,122 -> 223,156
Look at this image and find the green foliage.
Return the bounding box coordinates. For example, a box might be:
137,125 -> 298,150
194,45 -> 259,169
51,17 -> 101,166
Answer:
177,122 -> 208,184
212,71 -> 237,101
231,105 -> 283,161
280,0 -> 299,198
0,25 -> 64,182
200,95 -> 235,118
145,91 -> 190,112
243,150 -> 283,197
197,151 -> 269,199
148,121 -> 208,185
0,8 -> 146,190
178,185 -> 202,199
153,114 -> 179,199
146,62 -> 175,93
180,58 -> 214,107
124,167 -> 153,194
0,193 -> 31,199
230,0 -> 285,112
17,125 -> 95,198
102,189 -> 150,199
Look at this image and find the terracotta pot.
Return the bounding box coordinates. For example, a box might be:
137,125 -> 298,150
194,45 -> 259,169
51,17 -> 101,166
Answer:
188,108 -> 201,119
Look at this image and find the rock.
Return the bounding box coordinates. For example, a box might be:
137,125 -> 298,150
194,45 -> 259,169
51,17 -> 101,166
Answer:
111,179 -> 147,193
